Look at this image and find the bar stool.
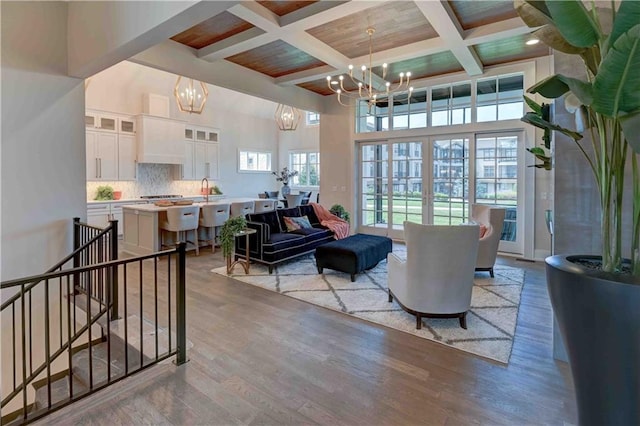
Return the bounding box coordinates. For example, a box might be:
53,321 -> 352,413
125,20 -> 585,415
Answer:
230,201 -> 254,218
160,205 -> 200,255
285,193 -> 305,208
253,199 -> 276,213
198,203 -> 230,253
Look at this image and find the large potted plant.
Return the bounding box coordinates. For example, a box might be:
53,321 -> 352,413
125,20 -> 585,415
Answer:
515,1 -> 640,424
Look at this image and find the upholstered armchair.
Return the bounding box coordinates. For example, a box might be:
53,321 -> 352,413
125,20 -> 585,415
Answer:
387,221 -> 480,329
471,204 -> 506,277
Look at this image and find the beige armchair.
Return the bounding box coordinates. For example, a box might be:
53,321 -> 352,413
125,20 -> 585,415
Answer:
388,221 -> 480,329
471,204 -> 506,278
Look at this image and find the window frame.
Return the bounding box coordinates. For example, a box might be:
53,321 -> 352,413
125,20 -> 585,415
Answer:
288,150 -> 320,187
306,111 -> 320,126
237,149 -> 273,173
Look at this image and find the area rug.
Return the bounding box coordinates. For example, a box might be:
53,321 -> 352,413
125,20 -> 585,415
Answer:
211,246 -> 524,364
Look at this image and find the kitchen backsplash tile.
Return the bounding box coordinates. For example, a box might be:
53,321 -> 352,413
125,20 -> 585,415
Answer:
86,163 -> 209,200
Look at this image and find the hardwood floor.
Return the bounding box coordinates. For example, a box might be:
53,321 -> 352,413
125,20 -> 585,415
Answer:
37,250 -> 577,425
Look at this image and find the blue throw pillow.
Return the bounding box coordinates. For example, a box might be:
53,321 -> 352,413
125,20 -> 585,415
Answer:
291,215 -> 312,229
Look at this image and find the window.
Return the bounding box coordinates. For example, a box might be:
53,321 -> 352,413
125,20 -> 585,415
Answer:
431,83 -> 471,127
476,74 -> 524,122
289,151 -> 320,186
239,150 -> 272,172
306,111 -> 320,126
391,90 -> 427,130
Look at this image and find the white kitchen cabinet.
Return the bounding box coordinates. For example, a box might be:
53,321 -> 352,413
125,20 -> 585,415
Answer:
136,115 -> 185,164
86,203 -> 111,228
119,116 -> 136,134
86,131 -> 118,181
85,111 -> 118,132
176,126 -> 220,180
118,134 -> 137,181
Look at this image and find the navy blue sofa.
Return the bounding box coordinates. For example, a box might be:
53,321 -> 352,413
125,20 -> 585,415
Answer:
235,205 -> 334,273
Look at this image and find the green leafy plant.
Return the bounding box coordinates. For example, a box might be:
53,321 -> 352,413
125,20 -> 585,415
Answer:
522,98 -> 552,170
211,185 -> 223,195
515,0 -> 640,275
94,185 -> 114,200
220,216 -> 247,258
329,204 -> 350,223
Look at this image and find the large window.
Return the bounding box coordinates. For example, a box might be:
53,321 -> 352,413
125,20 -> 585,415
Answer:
239,150 -> 272,172
289,151 -> 320,186
355,73 -> 523,133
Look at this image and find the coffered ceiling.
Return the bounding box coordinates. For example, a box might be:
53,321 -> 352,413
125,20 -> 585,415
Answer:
166,0 -> 547,100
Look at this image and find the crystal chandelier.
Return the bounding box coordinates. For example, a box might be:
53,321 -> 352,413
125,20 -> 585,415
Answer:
174,76 -> 209,114
326,27 -> 413,111
274,104 -> 301,131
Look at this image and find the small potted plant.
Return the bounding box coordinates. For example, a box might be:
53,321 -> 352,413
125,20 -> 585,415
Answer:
329,204 -> 350,223
272,167 -> 298,196
94,185 -> 114,200
219,216 -> 247,259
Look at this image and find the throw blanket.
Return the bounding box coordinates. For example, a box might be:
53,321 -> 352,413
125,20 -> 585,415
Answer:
311,203 -> 350,239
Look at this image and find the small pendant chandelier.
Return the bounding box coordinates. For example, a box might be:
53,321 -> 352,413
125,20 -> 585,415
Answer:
174,76 -> 209,114
274,104 -> 301,131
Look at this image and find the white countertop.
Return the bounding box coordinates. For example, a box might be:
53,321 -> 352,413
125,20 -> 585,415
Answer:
121,198 -> 261,212
87,195 -> 211,204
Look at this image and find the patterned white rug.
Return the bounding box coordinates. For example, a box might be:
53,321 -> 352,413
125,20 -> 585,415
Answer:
212,246 -> 524,364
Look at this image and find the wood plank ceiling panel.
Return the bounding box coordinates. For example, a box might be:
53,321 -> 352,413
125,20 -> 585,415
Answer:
298,76 -> 360,96
225,40 -> 327,78
170,12 -> 256,49
448,0 -> 518,30
257,1 -> 319,17
474,33 -> 550,67
306,2 -> 437,59
372,51 -> 464,83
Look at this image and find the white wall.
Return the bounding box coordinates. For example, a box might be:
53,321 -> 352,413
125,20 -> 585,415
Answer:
1,1 -> 86,282
85,60 -> 282,198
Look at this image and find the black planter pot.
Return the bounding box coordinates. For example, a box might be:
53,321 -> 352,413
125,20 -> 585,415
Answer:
546,255 -> 640,425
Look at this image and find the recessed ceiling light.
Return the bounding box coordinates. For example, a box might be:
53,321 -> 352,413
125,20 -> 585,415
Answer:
526,38 -> 540,45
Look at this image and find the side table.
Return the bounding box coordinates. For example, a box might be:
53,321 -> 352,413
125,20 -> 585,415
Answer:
226,228 -> 257,274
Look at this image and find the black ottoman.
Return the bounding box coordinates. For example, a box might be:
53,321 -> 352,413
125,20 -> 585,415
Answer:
314,234 -> 393,282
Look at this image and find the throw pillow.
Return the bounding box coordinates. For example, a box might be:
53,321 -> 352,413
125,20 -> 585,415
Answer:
283,216 -> 301,232
291,215 -> 312,229
479,223 -> 489,238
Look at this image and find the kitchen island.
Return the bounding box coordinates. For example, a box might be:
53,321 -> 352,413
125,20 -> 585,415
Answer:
121,198 -> 259,255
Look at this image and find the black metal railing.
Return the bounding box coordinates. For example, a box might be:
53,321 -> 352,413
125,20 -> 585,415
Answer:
72,217 -> 119,319
0,243 -> 187,425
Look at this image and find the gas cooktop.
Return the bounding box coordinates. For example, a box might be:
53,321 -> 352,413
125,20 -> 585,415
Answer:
140,195 -> 183,199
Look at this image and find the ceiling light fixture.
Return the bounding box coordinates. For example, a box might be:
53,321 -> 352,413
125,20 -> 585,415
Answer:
526,38 -> 540,45
174,76 -> 209,114
327,27 -> 413,112
274,104 -> 301,131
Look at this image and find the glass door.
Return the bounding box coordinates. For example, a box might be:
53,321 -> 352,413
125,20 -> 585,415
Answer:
474,133 -> 523,254
429,136 -> 471,226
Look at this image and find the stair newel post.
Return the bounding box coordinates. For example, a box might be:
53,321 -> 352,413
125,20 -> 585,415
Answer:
73,217 -> 80,292
175,242 -> 188,365
109,219 -> 119,320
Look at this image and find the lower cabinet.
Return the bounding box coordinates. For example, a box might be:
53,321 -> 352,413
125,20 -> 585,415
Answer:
86,203 -> 111,228
122,208 -> 161,255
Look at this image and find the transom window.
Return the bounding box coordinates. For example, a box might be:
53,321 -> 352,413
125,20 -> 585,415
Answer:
306,111 -> 320,126
356,73 -> 524,133
239,150 -> 272,172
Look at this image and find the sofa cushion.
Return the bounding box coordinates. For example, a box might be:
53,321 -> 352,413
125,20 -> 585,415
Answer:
291,215 -> 312,229
291,227 -> 333,243
276,207 -> 301,231
263,232 -> 305,253
283,216 -> 301,231
248,210 -> 282,234
298,205 -> 320,226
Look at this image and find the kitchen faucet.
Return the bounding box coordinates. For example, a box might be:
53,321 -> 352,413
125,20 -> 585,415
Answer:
201,177 -> 209,203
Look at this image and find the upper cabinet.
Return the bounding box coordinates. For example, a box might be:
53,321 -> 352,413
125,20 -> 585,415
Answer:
136,115 -> 185,164
86,109 -> 138,182
176,125 -> 220,180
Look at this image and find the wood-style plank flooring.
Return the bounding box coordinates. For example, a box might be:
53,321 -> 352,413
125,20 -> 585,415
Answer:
37,249 -> 577,425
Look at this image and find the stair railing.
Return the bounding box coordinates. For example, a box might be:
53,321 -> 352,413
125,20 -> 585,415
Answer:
0,243 -> 187,425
